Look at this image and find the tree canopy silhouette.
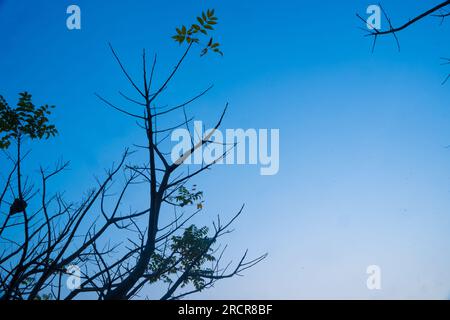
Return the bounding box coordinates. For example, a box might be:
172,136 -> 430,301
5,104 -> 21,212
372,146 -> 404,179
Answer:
0,10 -> 266,300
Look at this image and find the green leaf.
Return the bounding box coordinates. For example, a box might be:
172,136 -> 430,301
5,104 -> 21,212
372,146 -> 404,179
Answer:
0,93 -> 57,150
170,9 -> 223,57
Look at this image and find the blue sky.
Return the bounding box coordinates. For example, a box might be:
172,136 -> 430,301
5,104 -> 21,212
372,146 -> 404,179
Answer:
1,0 -> 450,299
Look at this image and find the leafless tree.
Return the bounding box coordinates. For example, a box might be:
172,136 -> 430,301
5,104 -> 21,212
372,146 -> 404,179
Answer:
0,10 -> 266,300
357,1 -> 450,84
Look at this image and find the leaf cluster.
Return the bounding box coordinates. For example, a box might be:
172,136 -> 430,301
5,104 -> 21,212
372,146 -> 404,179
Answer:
172,9 -> 223,56
172,185 -> 204,209
148,225 -> 215,290
0,92 -> 57,149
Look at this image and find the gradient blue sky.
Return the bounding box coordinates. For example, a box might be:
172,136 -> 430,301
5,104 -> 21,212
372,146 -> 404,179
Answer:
1,0 -> 450,299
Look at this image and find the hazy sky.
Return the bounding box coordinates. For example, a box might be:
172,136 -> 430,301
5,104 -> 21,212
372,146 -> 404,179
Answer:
1,0 -> 450,299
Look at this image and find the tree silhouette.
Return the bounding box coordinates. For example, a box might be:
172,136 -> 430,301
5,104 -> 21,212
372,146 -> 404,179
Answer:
0,10 -> 266,300
357,1 -> 450,84
0,92 -> 58,300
